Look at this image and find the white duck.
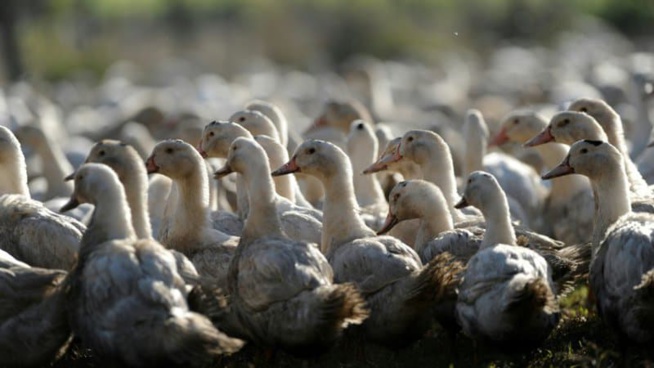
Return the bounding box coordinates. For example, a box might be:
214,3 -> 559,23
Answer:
0,126 -> 83,270
346,120 -> 388,229
146,139 -> 238,287
272,139 -> 457,348
13,124 -> 73,200
245,99 -> 289,148
0,252 -> 71,367
212,136 -> 322,245
455,171 -> 560,351
61,163 -> 243,367
527,110 -> 651,198
492,110 -> 595,245
372,129 -> 478,223
543,140 -> 654,344
213,137 -> 367,354
568,98 -> 652,196
77,139 -> 199,283
466,109 -> 546,229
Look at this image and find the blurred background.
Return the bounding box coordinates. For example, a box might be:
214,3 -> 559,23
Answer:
1,0 -> 654,138
1,0 -> 653,81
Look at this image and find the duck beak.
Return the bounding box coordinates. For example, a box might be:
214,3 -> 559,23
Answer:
145,155 -> 159,174
363,159 -> 388,174
60,196 -> 80,212
64,172 -> 75,181
377,212 -> 399,235
489,127 -> 510,147
365,146 -> 403,175
524,126 -> 554,147
542,156 -> 574,179
454,197 -> 469,209
271,156 -> 300,176
213,164 -> 233,179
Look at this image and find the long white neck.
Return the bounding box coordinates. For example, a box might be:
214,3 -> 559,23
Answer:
417,146 -> 465,222
240,159 -> 284,243
464,135 -> 485,179
34,135 -> 73,198
161,165 -> 213,252
88,185 -> 137,244
321,165 -> 375,254
478,189 -> 516,248
0,153 -> 30,197
414,201 -> 454,253
531,143 -> 590,205
262,146 -> 295,203
122,169 -> 153,239
590,165 -> 631,253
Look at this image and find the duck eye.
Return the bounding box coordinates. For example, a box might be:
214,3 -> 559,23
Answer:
393,193 -> 400,201
98,150 -> 105,156
356,123 -> 364,130
233,146 -> 238,151
467,178 -> 472,184
307,148 -> 316,155
407,136 -> 414,142
238,116 -> 246,122
209,131 -> 214,137
580,148 -> 588,154
580,107 -> 587,113
165,148 -> 173,154
513,119 -> 519,125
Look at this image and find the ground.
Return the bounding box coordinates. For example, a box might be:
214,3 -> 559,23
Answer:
51,287 -> 651,368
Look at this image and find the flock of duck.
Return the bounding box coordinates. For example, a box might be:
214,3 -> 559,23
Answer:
1,74 -> 654,367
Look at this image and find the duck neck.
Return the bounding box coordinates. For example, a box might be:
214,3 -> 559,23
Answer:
240,161 -> 284,242
417,147 -> 465,222
464,135 -> 485,179
88,186 -> 137,244
415,203 -> 454,252
123,170 -> 153,239
34,135 -> 73,197
167,166 -> 212,251
398,162 -> 421,180
532,143 -> 590,204
0,154 -> 30,197
479,192 -> 516,248
272,173 -> 295,203
590,166 -> 631,252
352,171 -> 386,207
321,166 -> 375,254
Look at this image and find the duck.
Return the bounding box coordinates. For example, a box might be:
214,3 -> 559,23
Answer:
465,109 -> 546,229
526,110 -> 652,198
542,140 -> 654,345
371,129 -> 479,223
212,137 -> 367,354
492,110 -> 595,245
378,178 -> 588,296
228,109 -> 281,143
0,126 -> 84,270
13,124 -> 74,200
0,251 -> 71,367
212,135 -> 322,245
60,163 -> 243,367
272,139 -> 458,348
75,139 -> 200,284
245,99 -> 289,148
199,121 -> 322,226
146,139 -> 238,287
454,171 -> 560,351
346,120 -> 388,230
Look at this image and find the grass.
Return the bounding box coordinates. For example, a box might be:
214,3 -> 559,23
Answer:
50,285 -> 652,368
